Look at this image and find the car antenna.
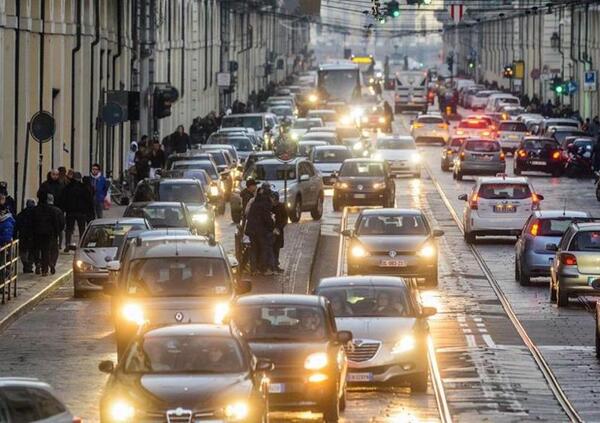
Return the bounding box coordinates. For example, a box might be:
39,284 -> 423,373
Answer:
562,196 -> 568,216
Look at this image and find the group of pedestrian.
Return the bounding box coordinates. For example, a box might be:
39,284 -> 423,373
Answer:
241,180 -> 287,276
189,112 -> 221,145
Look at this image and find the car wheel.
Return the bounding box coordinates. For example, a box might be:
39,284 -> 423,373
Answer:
425,267 -> 438,287
455,169 -> 463,181
311,193 -> 324,220
410,370 -> 429,393
518,265 -> 530,286
322,393 -> 340,422
549,280 -> 557,302
464,231 -> 476,244
73,286 -> 86,299
556,284 -> 569,307
441,161 -> 449,172
552,168 -> 562,177
290,197 -> 302,223
514,259 -> 520,281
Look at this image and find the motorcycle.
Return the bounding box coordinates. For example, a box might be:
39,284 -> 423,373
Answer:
564,143 -> 594,178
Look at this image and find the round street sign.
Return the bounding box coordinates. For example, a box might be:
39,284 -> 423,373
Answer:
530,68 -> 541,80
29,111 -> 55,144
101,102 -> 124,126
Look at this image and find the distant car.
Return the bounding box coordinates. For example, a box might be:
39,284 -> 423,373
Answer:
73,218 -> 150,298
289,117 -> 324,141
99,324 -> 271,423
231,294 -> 352,422
495,120 -> 529,152
332,159 -> 395,211
515,210 -> 591,285
440,136 -> 466,171
268,105 -> 295,122
455,118 -> 493,139
309,145 -> 352,185
549,222 -> 600,307
207,136 -> 255,163
301,131 -> 338,145
201,143 -> 241,167
123,201 -> 196,232
469,90 -> 501,110
452,139 -> 505,180
410,114 -> 449,144
373,135 -> 421,177
538,118 -> 580,135
221,113 -> 278,141
307,109 -> 338,128
514,137 -> 564,177
314,276 -> 436,391
243,150 -> 275,174
547,126 -> 588,146
459,175 -> 543,243
0,378 -> 79,423
171,156 -> 234,201
298,140 -> 328,157
342,208 -> 444,285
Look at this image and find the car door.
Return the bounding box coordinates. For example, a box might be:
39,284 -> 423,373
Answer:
308,162 -> 323,203
298,162 -> 317,206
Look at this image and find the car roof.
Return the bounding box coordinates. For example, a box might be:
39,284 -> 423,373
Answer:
417,114 -> 444,119
477,176 -> 529,184
308,109 -> 336,114
133,229 -> 192,240
89,217 -> 147,226
360,207 -> 423,216
236,294 -> 324,306
343,158 -> 384,163
130,201 -> 184,208
254,157 -> 302,165
153,178 -> 201,185
572,222 -> 600,231
0,378 -> 53,389
130,236 -> 224,259
317,275 -> 409,289
312,145 -> 349,151
533,210 -> 590,218
144,324 -> 234,339
377,135 -> 414,141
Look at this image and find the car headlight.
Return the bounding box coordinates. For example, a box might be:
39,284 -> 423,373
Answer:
108,399 -> 135,422
378,116 -> 386,124
351,107 -> 364,118
214,302 -> 229,324
304,352 -> 328,370
340,115 -> 352,125
192,213 -> 209,224
121,303 -> 145,326
392,335 -> 416,354
75,259 -> 98,272
418,243 -> 436,258
309,94 -> 318,103
334,182 -> 349,190
224,401 -> 249,421
353,142 -> 363,151
372,182 -> 385,190
372,152 -> 383,160
210,185 -> 220,197
411,153 -> 421,163
351,245 -> 368,258
291,132 -> 299,140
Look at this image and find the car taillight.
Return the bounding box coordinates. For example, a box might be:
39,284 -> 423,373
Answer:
482,131 -> 491,136
413,122 -> 424,129
456,130 -> 464,135
500,151 -> 506,160
529,220 -> 539,236
469,193 -> 479,210
447,148 -> 453,154
532,193 -> 541,210
552,151 -> 561,160
560,253 -> 577,266
517,149 -> 527,158
460,151 -> 465,160
438,123 -> 448,129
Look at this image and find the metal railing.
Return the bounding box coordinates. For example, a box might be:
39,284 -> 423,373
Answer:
0,240 -> 19,304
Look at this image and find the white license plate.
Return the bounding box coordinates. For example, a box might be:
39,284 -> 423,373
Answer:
379,259 -> 407,267
531,161 -> 546,166
354,193 -> 367,199
477,155 -> 493,161
509,134 -> 519,139
269,383 -> 285,393
494,205 -> 517,213
347,373 -> 373,382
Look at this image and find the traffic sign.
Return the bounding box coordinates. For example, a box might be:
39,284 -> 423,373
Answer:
567,80 -> 578,94
448,3 -> 465,23
29,111 -> 55,143
530,68 -> 541,80
101,102 -> 124,126
584,70 -> 597,92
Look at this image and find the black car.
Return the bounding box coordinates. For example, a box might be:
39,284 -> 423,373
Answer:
440,136 -> 466,171
99,324 -> 272,423
232,294 -> 352,422
332,159 -> 395,211
514,137 -> 564,177
123,201 -> 196,233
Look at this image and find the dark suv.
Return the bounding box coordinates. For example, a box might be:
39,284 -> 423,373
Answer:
332,159 -> 395,211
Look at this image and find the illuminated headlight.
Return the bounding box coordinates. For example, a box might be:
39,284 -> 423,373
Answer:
291,132 -> 299,140
351,107 -> 364,119
375,71 -> 383,78
391,335 -> 416,354
109,400 -> 135,422
340,115 -> 352,125
309,94 -> 318,103
369,77 -> 375,84
75,259 -> 98,272
378,116 -> 386,124
372,152 -> 383,160
417,243 -> 436,258
411,153 -> 421,163
353,142 -> 363,151
121,303 -> 145,325
214,302 -> 229,324
210,185 -> 220,196
192,213 -> 209,223
304,352 -> 328,370
351,245 -> 368,258
372,182 -> 385,190
224,401 -> 249,421
334,182 -> 349,189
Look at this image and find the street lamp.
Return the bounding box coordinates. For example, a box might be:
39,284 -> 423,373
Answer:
550,32 -> 560,49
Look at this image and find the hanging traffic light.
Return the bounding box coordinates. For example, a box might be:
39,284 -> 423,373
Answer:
503,65 -> 514,78
387,0 -> 400,17
153,85 -> 179,119
551,77 -> 566,95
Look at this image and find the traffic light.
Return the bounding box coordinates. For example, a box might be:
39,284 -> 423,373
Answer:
468,59 -> 476,69
551,77 -> 566,95
503,65 -> 514,78
387,1 -> 400,17
153,85 -> 179,119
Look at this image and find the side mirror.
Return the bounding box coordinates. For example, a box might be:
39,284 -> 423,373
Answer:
458,194 -> 468,201
341,229 -> 354,237
98,360 -> 114,374
535,194 -> 544,201
432,229 -> 444,238
107,261 -> 121,272
102,282 -> 117,296
299,174 -> 310,182
591,279 -> 600,290
546,243 -> 558,252
255,359 -> 275,372
236,279 -> 252,295
120,196 -> 130,206
420,306 -> 437,318
336,330 -> 353,344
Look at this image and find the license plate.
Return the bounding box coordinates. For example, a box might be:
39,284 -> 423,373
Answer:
531,161 -> 546,166
379,259 -> 407,267
494,205 -> 517,213
354,193 -> 367,199
509,134 -> 519,139
269,383 -> 285,393
477,155 -> 492,161
347,373 -> 373,382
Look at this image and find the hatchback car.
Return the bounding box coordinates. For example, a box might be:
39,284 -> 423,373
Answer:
440,136 -> 466,171
309,145 -> 352,185
469,90 -> 501,110
495,120 -> 529,152
342,208 -> 444,285
314,276 -> 436,391
208,136 -> 255,163
515,211 -> 591,285
289,118 -> 324,141
171,158 -> 232,201
123,201 -> 196,233
332,159 -> 395,211
231,294 -> 352,422
514,137 -> 564,177
105,233 -> 250,356
459,176 -> 544,243
307,109 -> 338,128
453,139 -> 505,180
549,222 -> 600,307
99,324 -> 271,423
298,140 -> 328,157
410,114 -> 449,144
73,218 -> 150,298
455,118 -> 493,139
372,135 -> 421,178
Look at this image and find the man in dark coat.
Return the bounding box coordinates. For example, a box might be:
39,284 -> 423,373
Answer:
245,185 -> 275,275
32,191 -> 64,276
240,179 -> 258,218
38,169 -> 64,209
0,182 -> 16,216
170,125 -> 192,154
271,191 -> 288,273
149,140 -> 166,178
16,199 -> 37,273
46,193 -> 65,274
62,172 -> 94,251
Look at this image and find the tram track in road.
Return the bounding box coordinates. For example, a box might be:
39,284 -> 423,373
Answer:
336,207 -> 453,423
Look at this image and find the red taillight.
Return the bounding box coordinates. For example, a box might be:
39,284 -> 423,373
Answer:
469,193 -> 479,210
460,151 -> 465,160
456,130 -> 464,135
552,151 -> 561,160
413,122 -> 424,129
500,151 -> 506,161
530,220 -> 539,236
438,123 -> 448,129
560,253 -> 577,266
532,193 -> 541,210
72,418 -> 83,423
482,131 -> 491,137
517,149 -> 527,158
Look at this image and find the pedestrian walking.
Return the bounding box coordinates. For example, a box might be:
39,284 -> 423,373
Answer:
62,172 -> 94,251
169,125 -> 192,154
0,182 -> 16,216
91,163 -> 109,218
31,191 -> 63,276
46,194 -> 65,274
149,139 -> 166,178
271,191 -> 287,273
16,199 -> 37,273
245,185 -> 275,275
240,179 -> 258,218
0,203 -> 15,247
38,169 -> 64,209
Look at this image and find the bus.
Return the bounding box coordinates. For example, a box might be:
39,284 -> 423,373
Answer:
316,62 -> 361,104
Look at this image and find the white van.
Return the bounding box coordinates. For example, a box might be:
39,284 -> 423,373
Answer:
485,94 -> 520,113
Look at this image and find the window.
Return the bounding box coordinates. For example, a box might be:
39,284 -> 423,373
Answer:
318,285 -> 414,318
464,141 -> 500,152
477,183 -> 532,200
158,183 -> 205,204
569,231 -> 600,251
523,139 -> 559,150
312,149 -> 351,163
126,205 -> 187,228
417,116 -> 444,124
499,122 -> 527,132
340,161 -> 385,177
298,162 -> 314,177
2,387 -> 66,422
533,218 -> 592,237
82,224 -> 147,248
357,214 -> 428,236
247,164 -> 296,181
377,138 -> 415,150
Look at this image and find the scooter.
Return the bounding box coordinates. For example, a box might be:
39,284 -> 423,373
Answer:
564,145 -> 594,178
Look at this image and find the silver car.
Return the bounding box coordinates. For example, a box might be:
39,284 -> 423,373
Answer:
410,114 -> 449,144
309,145 -> 352,185
549,222 -> 600,307
314,276 -> 436,392
515,210 -> 591,285
453,139 -> 505,180
73,217 -> 150,298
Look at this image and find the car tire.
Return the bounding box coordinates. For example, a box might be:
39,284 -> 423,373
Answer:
514,165 -> 521,175
322,393 -> 340,422
464,231 -> 476,244
290,197 -> 302,223
549,280 -> 557,302
551,168 -> 562,177
516,261 -> 530,286
311,193 -> 324,220
410,370 -> 428,393
556,284 -> 569,307
441,161 -> 449,172
425,267 -> 438,287
455,168 -> 463,181
73,286 -> 86,299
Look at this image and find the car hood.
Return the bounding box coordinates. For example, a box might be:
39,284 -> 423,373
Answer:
186,204 -> 209,214
76,247 -> 119,268
132,297 -> 231,325
335,317 -> 416,342
356,235 -> 429,252
375,149 -> 416,160
314,163 -> 343,173
248,341 -> 328,366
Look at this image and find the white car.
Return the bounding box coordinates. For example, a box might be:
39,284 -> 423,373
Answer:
410,114 -> 449,144
307,109 -> 338,128
495,120 -> 529,152
485,94 -> 520,113
309,145 -> 352,185
455,118 -> 493,139
459,175 -> 544,243
470,90 -> 501,110
289,118 -> 324,141
373,135 -> 421,177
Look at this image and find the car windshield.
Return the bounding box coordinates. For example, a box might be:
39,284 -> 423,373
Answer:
124,335 -> 244,374
299,143 -> 326,156
459,120 -> 488,129
523,139 -> 559,150
357,214 -> 428,236
173,161 -> 219,179
234,305 -> 327,341
377,138 -> 415,150
82,224 -> 146,248
318,285 -> 413,317
340,161 -> 385,177
477,183 -> 532,200
158,184 -> 205,204
337,127 -> 361,139
417,117 -> 443,124
222,138 -> 253,152
271,107 -> 292,116
248,163 -> 296,180
308,112 -> 336,122
499,122 -> 527,132
181,170 -> 210,184
554,131 -> 586,143
464,141 -> 500,152
313,149 -> 351,163
222,116 -> 263,131
294,120 -> 319,129
206,152 -> 226,166
127,205 -> 187,228
127,257 -> 230,296
535,218 -> 591,237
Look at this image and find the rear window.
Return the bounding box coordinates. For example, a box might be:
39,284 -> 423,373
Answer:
533,218 -> 590,237
523,139 -> 559,150
450,137 -> 465,147
417,116 -> 443,124
477,183 -> 532,200
313,149 -> 351,163
499,98 -> 519,105
464,141 -> 500,152
476,92 -> 493,98
569,231 -> 600,251
377,138 -> 415,150
499,122 -> 527,132
459,120 -> 488,129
